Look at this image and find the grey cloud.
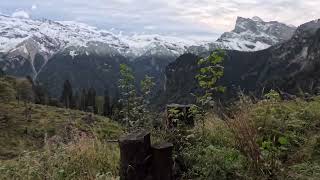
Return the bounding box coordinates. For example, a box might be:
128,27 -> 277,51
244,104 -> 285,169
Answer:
0,0 -> 319,40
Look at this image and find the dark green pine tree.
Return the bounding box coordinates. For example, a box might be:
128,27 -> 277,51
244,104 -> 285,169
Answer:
87,87 -> 97,113
30,78 -> 50,105
111,88 -> 123,120
25,75 -> 49,105
103,89 -> 112,117
0,69 -> 5,77
73,90 -> 81,110
80,88 -> 87,111
60,80 -> 73,109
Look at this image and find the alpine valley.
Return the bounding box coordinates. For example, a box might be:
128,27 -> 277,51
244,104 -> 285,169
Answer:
0,14 -> 297,98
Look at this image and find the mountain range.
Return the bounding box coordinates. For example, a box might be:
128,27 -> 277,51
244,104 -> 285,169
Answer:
0,14 -> 297,98
163,19 -> 320,104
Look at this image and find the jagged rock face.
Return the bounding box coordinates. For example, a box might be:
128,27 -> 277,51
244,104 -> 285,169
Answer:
187,17 -> 296,55
216,16 -> 296,51
162,19 -> 320,104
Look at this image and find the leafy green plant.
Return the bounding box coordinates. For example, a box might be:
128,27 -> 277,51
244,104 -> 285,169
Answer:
182,144 -> 246,179
118,64 -> 138,128
140,75 -> 155,98
194,49 -> 225,134
118,64 -> 156,130
136,75 -> 156,128
196,49 -> 225,107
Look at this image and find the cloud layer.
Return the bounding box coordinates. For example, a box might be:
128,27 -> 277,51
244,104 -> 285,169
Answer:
0,0 -> 319,40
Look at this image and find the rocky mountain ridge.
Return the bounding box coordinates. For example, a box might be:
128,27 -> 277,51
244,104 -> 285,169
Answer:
189,16 -> 296,54
162,19 -> 320,104
0,15 -> 295,77
0,14 -> 297,98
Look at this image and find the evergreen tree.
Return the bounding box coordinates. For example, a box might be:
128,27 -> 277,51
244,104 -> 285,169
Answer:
103,89 -> 112,117
80,88 -> 87,111
16,79 -> 35,122
33,82 -> 50,105
95,96 -> 104,115
73,90 -> 81,110
111,88 -> 123,119
0,69 -> 4,77
0,79 -> 16,102
16,79 -> 35,105
60,80 -> 73,109
87,87 -> 97,113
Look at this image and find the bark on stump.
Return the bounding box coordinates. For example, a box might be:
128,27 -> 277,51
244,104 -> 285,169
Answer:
152,142 -> 174,180
119,130 -> 151,180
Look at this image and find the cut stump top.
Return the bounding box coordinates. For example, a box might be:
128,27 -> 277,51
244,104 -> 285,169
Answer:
119,130 -> 150,142
152,142 -> 173,150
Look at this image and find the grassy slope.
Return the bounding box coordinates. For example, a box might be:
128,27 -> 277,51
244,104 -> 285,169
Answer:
0,101 -> 122,159
2,91 -> 320,179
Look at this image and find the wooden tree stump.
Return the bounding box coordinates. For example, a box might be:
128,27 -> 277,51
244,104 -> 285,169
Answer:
151,142 -> 174,180
119,130 -> 151,180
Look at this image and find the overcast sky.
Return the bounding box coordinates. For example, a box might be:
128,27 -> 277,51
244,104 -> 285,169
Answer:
0,0 -> 319,40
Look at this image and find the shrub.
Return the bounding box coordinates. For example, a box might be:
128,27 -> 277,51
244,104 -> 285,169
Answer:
182,142 -> 246,179
154,112 -> 247,180
216,92 -> 320,179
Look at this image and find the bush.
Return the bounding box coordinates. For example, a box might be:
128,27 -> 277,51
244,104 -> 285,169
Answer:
173,93 -> 320,179
154,112 -> 248,179
237,93 -> 320,178
182,143 -> 246,179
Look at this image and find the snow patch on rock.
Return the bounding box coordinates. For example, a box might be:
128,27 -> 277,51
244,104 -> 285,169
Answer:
12,10 -> 30,19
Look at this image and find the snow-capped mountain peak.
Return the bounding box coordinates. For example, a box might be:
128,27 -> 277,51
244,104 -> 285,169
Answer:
0,14 -> 297,78
121,34 -> 196,57
0,14 -> 200,78
0,15 -> 129,57
187,16 -> 296,54
216,16 -> 296,51
0,14 -> 198,60
252,16 -> 263,22
0,14 -> 296,60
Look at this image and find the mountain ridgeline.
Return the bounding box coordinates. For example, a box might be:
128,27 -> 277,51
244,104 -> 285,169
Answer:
163,19 -> 320,104
0,15 -> 296,99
